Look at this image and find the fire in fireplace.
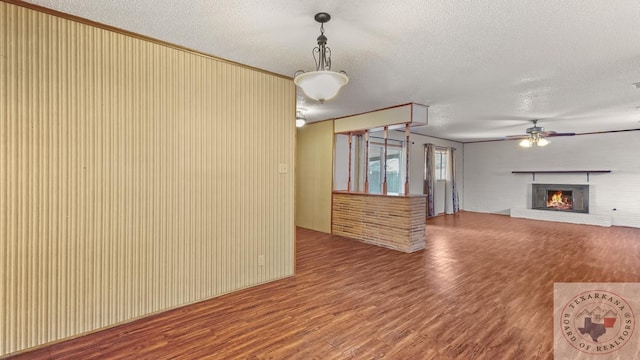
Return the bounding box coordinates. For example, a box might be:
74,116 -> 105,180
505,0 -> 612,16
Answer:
546,190 -> 572,210
532,184 -> 589,213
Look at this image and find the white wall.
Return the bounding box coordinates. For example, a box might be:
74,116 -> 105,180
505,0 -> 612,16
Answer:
463,131 -> 640,228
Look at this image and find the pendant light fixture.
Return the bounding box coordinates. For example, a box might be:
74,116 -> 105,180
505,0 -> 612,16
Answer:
294,12 -> 349,104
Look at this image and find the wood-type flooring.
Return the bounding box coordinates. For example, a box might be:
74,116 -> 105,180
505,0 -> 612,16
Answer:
7,212 -> 640,359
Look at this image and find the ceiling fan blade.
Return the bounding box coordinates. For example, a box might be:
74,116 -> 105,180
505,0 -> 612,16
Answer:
504,135 -> 528,139
544,132 -> 575,137
476,115 -> 535,121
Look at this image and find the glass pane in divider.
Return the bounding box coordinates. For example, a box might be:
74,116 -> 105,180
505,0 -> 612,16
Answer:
385,142 -> 404,195
334,131 -> 407,195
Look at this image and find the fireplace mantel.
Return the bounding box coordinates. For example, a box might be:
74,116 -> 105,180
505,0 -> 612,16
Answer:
512,170 -> 611,182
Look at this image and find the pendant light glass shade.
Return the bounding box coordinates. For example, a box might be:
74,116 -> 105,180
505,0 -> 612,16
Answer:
519,139 -> 533,147
294,71 -> 348,104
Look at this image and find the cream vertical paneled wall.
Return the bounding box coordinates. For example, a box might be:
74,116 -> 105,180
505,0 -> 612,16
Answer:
0,2 -> 295,356
295,121 -> 333,233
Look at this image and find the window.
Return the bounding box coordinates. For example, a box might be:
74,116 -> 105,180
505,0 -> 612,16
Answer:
435,148 -> 447,180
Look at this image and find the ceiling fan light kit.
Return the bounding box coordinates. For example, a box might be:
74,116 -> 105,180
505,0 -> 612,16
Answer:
536,137 -> 549,146
519,139 -> 532,147
294,12 -> 349,104
519,136 -> 549,147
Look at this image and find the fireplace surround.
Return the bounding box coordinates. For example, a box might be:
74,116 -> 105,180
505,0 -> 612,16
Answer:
531,184 -> 589,213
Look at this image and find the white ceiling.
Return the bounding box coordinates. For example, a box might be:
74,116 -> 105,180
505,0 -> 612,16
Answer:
26,0 -> 640,142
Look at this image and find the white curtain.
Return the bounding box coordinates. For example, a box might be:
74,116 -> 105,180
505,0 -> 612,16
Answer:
445,147 -> 460,214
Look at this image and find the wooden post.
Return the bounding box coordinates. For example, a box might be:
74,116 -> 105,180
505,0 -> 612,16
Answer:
347,133 -> 352,192
405,123 -> 410,195
383,126 -> 388,195
364,130 -> 369,193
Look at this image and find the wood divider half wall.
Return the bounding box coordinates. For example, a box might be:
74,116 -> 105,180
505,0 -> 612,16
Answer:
332,192 -> 426,253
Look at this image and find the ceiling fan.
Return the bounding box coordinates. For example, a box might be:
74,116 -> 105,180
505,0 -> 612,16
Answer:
507,120 -> 575,147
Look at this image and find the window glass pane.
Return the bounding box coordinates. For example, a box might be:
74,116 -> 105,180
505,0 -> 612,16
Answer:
386,145 -> 402,194
435,149 -> 447,180
368,146 -> 382,194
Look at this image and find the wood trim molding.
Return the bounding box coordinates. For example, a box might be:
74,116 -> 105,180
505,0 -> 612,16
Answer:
331,102 -> 429,122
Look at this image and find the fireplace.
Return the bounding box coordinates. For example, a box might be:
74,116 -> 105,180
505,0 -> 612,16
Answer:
531,184 -> 589,213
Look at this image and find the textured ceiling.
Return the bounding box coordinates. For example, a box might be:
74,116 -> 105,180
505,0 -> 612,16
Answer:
25,0 -> 640,142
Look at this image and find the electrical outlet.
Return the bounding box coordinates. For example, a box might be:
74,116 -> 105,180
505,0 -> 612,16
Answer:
258,255 -> 265,266
278,163 -> 288,174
